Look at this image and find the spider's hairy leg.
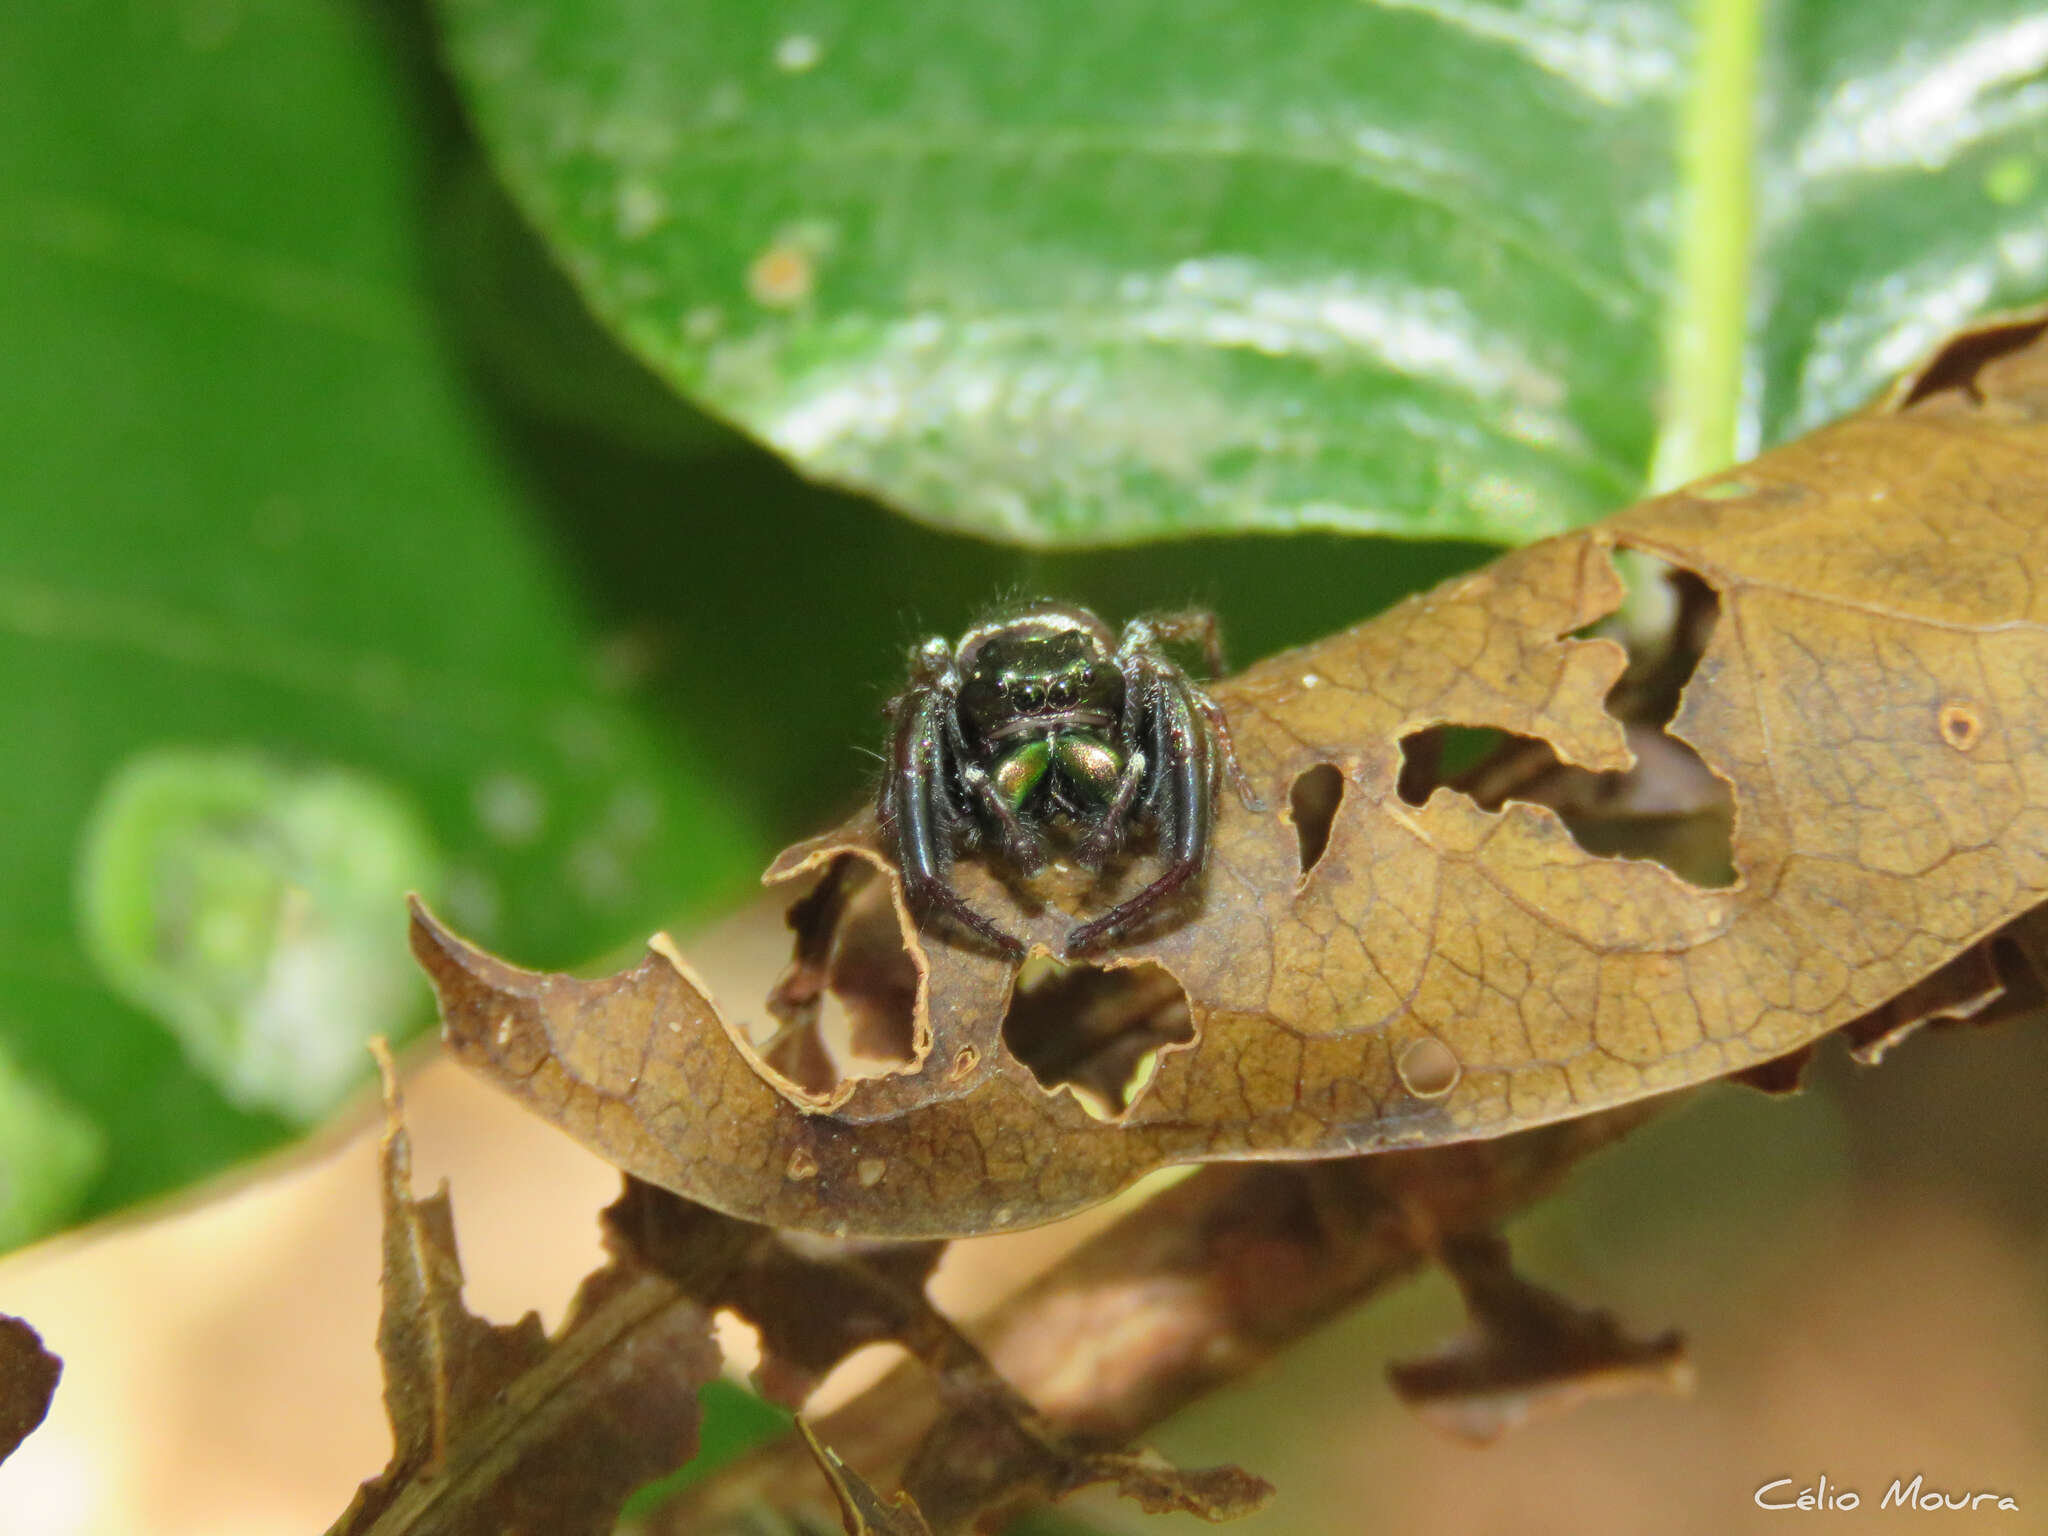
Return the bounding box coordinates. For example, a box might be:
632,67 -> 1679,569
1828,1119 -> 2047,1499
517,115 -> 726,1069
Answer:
887,680 -> 1024,958
1131,608 -> 1227,678
909,633 -> 953,682
1190,682 -> 1265,812
1064,667 -> 1210,955
1124,612 -> 1261,813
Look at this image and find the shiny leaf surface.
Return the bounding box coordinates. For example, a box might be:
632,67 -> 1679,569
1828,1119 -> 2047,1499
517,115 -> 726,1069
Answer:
439,0 -> 2048,544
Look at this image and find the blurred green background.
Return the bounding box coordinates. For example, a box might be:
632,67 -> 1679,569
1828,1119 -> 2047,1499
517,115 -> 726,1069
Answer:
3,0 -> 2047,1530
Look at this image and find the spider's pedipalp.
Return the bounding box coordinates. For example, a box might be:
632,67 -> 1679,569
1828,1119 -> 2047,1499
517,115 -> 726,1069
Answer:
1062,652 -> 1217,954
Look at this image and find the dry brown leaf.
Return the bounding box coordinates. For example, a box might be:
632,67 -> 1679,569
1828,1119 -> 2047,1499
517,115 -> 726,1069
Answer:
329,1045 -> 718,1536
1838,905 -> 2048,1064
656,1107 -> 1656,1534
600,1174 -> 945,1408
413,311 -> 2048,1241
895,1395 -> 1274,1531
0,1313 -> 59,1469
606,1175 -> 1269,1532
1386,1231 -> 1691,1443
799,1418 -> 937,1536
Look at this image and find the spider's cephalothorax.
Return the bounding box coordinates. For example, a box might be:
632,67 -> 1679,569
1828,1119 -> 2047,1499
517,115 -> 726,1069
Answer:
879,601 -> 1258,958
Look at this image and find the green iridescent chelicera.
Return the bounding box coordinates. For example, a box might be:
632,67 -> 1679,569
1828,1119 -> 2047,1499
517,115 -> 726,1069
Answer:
988,720 -> 1125,815
879,601 -> 1258,958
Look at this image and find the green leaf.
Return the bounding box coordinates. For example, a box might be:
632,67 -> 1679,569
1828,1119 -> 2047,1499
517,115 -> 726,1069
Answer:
0,0 -> 761,1248
0,1041 -> 104,1254
436,153 -> 746,460
436,0 -> 2048,546
1749,2 -> 2048,443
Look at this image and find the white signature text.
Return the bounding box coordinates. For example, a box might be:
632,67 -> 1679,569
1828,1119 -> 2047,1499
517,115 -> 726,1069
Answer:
1754,1474 -> 2019,1514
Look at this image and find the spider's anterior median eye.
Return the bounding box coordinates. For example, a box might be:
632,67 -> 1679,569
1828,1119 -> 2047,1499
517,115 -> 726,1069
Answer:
1008,676 -> 1046,711
1046,673 -> 1078,708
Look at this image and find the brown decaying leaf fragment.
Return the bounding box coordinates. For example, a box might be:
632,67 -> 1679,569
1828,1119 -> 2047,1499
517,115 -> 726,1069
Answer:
0,1313 -> 60,1469
1839,904 -> 2048,1065
656,1104 -> 1660,1534
606,1176 -> 1270,1528
800,1418 -> 938,1536
413,309 -> 2048,1243
1385,1231 -> 1691,1443
328,1043 -> 718,1536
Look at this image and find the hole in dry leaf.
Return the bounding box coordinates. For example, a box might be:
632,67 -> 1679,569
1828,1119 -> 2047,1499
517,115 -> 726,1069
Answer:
1001,954 -> 1194,1120
1395,725 -> 1505,805
1397,558 -> 1736,889
1289,763 -> 1345,878
1396,1035 -> 1462,1098
713,1309 -> 766,1379
1938,700 -> 1983,752
1897,315 -> 2048,408
762,855 -> 921,1099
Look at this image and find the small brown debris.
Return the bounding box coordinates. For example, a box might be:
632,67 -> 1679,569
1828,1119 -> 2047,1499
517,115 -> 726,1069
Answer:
748,244 -> 814,307
800,1419 -> 936,1535
0,1314 -> 60,1469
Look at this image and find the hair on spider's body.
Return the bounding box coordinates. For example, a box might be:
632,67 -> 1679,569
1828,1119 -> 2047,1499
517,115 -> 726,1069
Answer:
878,600 -> 1259,958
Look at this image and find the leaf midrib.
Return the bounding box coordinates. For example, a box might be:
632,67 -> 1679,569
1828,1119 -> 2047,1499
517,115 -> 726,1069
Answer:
1650,0 -> 1762,491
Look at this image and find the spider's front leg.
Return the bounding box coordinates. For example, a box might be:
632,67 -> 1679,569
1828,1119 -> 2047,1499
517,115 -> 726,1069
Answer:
1188,682 -> 1265,813
1064,664 -> 1212,955
1132,608 -> 1228,678
1129,612 -> 1262,812
885,682 -> 1025,958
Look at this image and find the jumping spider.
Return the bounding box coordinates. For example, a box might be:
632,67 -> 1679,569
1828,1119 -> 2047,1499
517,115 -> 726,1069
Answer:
879,601 -> 1260,958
